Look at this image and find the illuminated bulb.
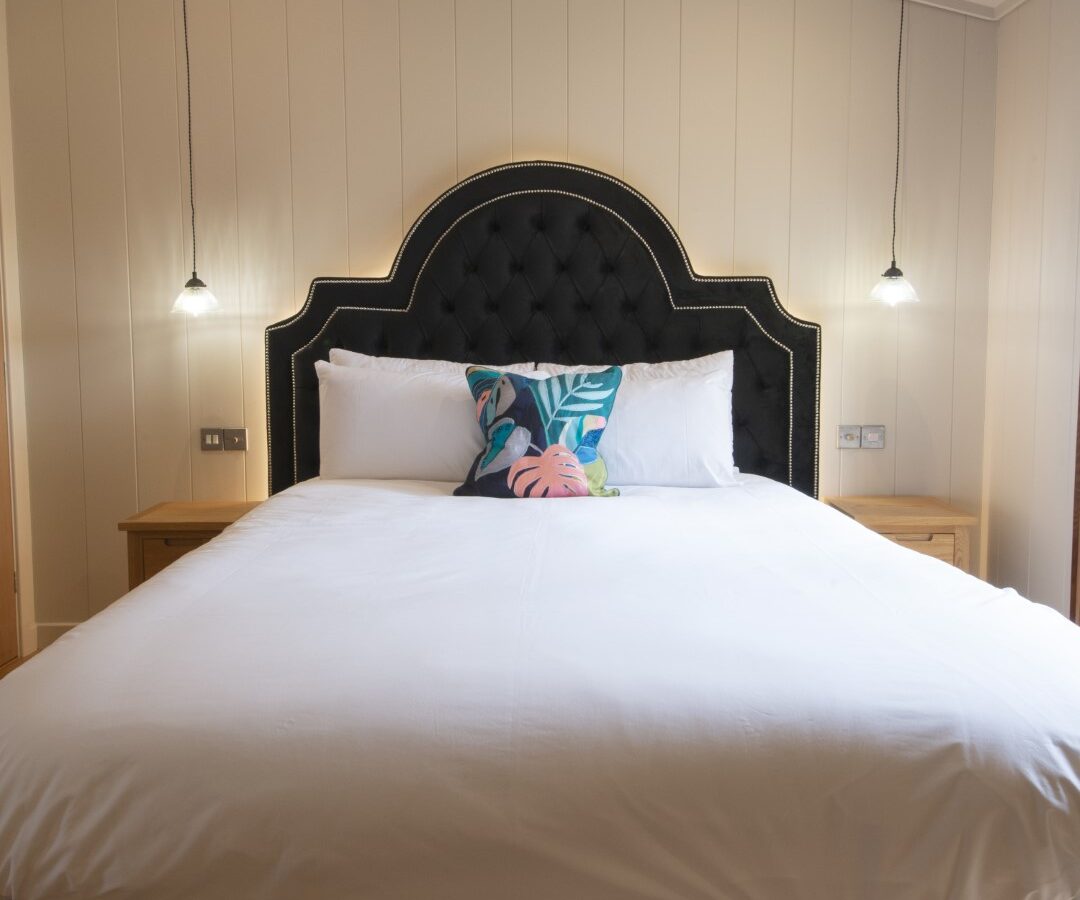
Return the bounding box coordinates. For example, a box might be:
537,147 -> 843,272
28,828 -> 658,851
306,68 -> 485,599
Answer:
172,275 -> 219,317
869,264 -> 918,306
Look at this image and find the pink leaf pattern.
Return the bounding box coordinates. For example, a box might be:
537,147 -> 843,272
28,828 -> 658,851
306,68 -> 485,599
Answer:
475,388 -> 492,422
507,445 -> 589,498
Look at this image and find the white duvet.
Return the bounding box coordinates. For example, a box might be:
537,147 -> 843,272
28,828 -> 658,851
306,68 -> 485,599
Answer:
1,476 -> 1079,899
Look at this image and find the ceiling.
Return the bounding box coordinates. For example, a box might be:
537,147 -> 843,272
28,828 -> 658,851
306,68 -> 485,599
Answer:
911,0 -> 1030,20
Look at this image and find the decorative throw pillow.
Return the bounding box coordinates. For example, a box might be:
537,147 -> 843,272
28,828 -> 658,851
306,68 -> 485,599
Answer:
454,367 -> 623,498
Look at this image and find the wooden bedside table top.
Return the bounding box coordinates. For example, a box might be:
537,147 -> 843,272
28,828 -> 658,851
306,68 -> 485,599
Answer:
825,495 -> 977,532
118,500 -> 261,533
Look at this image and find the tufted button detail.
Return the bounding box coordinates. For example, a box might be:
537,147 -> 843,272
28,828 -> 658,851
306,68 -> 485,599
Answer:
512,262 -> 524,274
532,300 -> 544,313
575,299 -> 589,312
533,216 -> 545,232
621,299 -> 636,314
578,216 -> 591,232
488,220 -> 501,233
601,340 -> 614,353
420,340 -> 433,354
484,300 -> 498,313
442,299 -> 456,314
466,340 -> 478,353
603,260 -> 616,275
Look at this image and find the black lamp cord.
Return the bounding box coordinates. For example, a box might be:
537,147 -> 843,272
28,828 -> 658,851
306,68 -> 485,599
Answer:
182,0 -> 198,284
890,0 -> 905,271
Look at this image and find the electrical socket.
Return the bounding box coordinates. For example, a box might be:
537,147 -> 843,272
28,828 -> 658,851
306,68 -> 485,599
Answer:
860,425 -> 886,449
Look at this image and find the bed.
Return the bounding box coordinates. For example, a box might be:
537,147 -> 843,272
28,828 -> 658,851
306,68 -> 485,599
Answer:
2,162 -> 1079,899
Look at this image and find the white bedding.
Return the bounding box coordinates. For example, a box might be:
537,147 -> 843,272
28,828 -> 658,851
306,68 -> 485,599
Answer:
1,476 -> 1079,899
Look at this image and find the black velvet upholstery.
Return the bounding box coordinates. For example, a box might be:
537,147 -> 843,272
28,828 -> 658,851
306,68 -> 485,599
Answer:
266,162 -> 821,496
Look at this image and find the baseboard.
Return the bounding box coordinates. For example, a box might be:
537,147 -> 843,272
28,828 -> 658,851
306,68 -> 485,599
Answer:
36,623 -> 75,649
0,649 -> 36,680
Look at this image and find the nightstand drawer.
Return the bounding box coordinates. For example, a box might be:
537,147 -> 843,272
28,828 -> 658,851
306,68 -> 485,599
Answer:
120,501 -> 260,591
825,496 -> 976,575
140,535 -> 212,581
884,532 -> 955,564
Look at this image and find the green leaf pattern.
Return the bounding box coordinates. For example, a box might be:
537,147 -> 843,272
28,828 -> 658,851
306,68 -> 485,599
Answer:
531,374 -> 616,446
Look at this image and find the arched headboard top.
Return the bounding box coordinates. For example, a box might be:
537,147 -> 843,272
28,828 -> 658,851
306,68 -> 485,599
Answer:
266,161 -> 821,497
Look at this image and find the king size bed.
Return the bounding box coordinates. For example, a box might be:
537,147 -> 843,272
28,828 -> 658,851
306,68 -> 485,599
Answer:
1,163 -> 1078,899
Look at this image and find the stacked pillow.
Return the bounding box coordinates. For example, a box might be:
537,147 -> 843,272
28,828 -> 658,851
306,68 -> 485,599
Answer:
539,352 -> 738,488
316,348 -> 738,495
317,351 -> 545,482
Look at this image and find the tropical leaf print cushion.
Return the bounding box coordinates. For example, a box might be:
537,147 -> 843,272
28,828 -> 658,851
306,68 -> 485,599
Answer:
454,366 -> 623,498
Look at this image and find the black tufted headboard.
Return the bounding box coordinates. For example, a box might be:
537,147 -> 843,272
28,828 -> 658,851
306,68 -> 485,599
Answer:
266,161 -> 821,497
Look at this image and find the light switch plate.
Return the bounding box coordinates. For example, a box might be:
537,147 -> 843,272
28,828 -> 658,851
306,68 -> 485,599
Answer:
860,425 -> 886,449
837,425 -> 861,449
200,427 -> 224,451
223,427 -> 248,451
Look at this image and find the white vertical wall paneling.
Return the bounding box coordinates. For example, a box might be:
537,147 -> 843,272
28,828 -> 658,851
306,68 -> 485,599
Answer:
179,0 -> 245,502
455,0 -> 512,178
567,0 -> 623,176
732,0 -> 794,294
231,0 -> 295,499
287,0 -> 350,294
7,0 -> 89,627
344,0 -> 403,274
0,0 -> 39,650
5,0 -> 1007,629
989,0 -> 1050,595
623,0 -> 681,226
1027,0 -> 1080,607
787,0 -> 852,501
951,18 -> 996,577
894,4 -> 965,499
511,0 -> 568,162
981,8 -> 1015,579
678,0 -> 737,276
62,0 -> 138,614
840,0 -> 907,496
117,0 -> 191,511
399,0 -> 458,227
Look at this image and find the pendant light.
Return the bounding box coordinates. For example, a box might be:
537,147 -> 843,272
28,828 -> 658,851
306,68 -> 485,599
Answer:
870,0 -> 918,306
172,0 -> 218,317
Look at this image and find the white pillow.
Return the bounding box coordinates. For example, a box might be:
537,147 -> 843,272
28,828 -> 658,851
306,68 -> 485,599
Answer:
538,352 -> 737,487
329,348 -> 538,377
316,360 -> 483,482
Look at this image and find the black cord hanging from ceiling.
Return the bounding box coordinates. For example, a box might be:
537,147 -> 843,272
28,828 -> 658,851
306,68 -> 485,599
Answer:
182,0 -> 197,281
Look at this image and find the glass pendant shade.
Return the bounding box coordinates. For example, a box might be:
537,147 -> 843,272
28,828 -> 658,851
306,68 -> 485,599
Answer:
172,275 -> 219,317
869,265 -> 918,306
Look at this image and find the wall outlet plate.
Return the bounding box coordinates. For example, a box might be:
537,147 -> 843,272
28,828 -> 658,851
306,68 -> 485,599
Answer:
837,425 -> 861,449
200,427 -> 224,451
860,425 -> 886,449
223,427 -> 248,451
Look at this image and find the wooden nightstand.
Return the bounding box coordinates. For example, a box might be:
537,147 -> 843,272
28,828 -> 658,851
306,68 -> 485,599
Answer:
825,496 -> 977,574
118,501 -> 261,590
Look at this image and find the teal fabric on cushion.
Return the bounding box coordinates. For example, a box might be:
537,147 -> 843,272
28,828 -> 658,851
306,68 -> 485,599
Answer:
454,366 -> 623,498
